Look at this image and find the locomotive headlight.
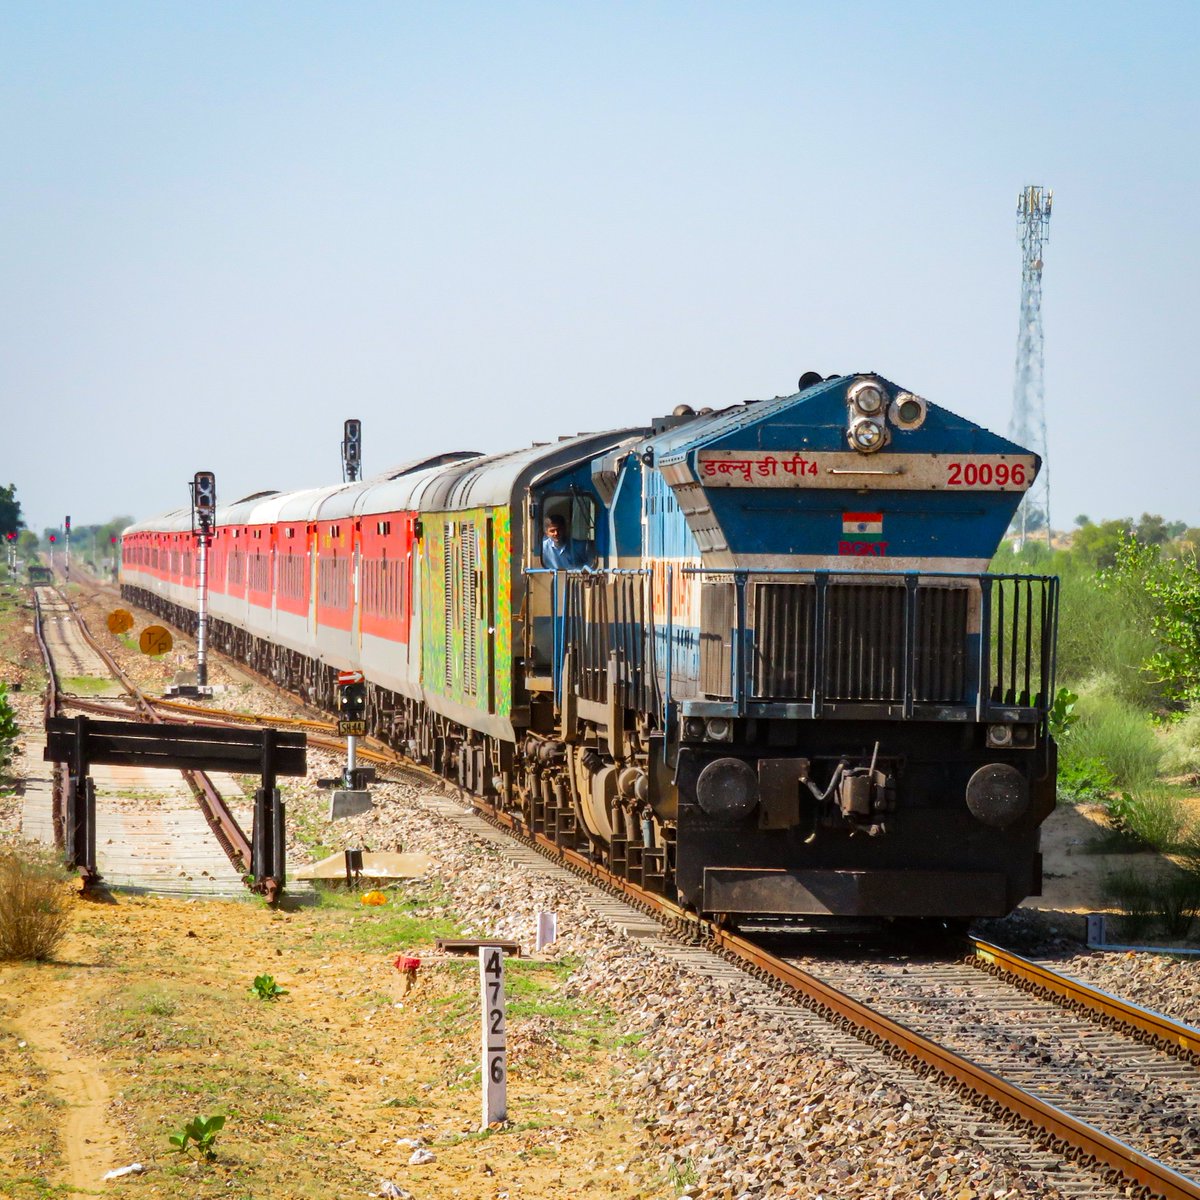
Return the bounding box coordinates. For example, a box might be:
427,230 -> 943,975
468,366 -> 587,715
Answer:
684,717 -> 706,741
889,392 -> 927,430
848,379 -> 887,416
847,417 -> 886,454
987,723 -> 1013,747
705,717 -> 733,742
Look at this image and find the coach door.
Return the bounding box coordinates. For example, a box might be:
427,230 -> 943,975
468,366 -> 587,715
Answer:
441,516 -> 496,713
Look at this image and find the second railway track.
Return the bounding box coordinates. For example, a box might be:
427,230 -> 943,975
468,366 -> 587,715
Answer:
29,585 -> 257,895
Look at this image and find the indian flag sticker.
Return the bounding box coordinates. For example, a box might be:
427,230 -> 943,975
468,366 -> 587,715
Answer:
842,512 -> 883,540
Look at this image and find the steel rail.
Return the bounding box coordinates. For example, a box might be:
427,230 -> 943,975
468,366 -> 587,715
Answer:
30,588 -> 66,851
49,588 -> 254,883
972,938 -> 1200,1061
153,695 -> 336,732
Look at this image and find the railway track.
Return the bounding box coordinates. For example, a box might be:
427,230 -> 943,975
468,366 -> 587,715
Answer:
58,578 -> 1200,1198
30,586 -> 257,895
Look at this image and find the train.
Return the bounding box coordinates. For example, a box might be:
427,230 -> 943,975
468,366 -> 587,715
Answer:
121,371 -> 1059,924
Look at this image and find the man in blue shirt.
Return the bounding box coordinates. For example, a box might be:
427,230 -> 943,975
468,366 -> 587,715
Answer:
541,514 -> 592,569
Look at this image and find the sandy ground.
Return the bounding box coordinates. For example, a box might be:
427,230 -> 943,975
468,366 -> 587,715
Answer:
0,890 -> 648,1200
1025,797 -> 1200,947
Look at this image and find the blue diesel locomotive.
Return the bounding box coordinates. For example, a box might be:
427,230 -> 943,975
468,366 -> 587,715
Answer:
519,371 -> 1057,922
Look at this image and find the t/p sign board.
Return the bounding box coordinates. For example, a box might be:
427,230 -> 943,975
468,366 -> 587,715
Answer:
139,626 -> 173,656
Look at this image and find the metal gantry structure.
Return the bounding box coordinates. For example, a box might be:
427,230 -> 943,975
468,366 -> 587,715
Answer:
1010,185 -> 1053,544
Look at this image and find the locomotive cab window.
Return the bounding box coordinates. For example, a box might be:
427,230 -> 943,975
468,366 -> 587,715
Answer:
539,493 -> 597,569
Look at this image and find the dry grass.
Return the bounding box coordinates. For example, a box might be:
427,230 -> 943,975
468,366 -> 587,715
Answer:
0,846 -> 70,961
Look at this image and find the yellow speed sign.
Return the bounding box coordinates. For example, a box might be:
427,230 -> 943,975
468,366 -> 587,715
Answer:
139,625 -> 173,656
107,609 -> 134,635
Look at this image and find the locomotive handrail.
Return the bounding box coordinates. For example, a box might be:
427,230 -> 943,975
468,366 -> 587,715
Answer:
530,564 -> 1058,725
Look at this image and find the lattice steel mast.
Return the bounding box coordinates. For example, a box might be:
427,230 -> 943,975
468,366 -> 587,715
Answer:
1010,185 -> 1053,544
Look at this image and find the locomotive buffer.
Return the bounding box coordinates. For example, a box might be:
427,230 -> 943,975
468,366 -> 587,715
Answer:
318,672 -> 376,819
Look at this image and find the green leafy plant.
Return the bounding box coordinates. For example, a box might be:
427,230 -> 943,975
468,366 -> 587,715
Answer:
1056,755 -> 1115,804
1048,687 -> 1078,740
251,974 -> 287,1001
168,1113 -> 225,1161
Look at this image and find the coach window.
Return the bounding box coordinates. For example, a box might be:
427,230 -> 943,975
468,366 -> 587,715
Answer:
539,493 -> 597,568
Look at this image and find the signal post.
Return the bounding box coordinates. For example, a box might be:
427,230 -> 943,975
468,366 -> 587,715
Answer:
319,671 -> 375,819
169,471 -> 216,698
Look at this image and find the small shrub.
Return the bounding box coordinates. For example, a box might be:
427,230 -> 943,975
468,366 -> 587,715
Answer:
1102,868 -> 1161,940
1159,704 -> 1200,777
251,974 -> 287,1001
169,1113 -> 225,1161
0,849 -> 70,961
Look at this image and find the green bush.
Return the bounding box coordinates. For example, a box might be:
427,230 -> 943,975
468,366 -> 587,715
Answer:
1059,679 -> 1161,791
0,848 -> 70,961
1103,785 -> 1187,850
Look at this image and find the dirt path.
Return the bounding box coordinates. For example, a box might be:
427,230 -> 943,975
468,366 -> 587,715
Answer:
10,969 -> 122,1197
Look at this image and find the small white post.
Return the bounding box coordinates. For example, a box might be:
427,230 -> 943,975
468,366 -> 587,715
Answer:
535,912 -> 558,953
478,945 -> 507,1128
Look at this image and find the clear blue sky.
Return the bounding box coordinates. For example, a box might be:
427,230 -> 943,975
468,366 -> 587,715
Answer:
2,2 -> 1196,534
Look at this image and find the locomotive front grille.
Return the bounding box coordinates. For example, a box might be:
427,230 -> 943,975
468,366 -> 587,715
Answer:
748,580 -> 970,704
753,582 -> 815,700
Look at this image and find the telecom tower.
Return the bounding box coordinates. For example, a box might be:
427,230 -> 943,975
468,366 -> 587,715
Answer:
1010,184 -> 1053,544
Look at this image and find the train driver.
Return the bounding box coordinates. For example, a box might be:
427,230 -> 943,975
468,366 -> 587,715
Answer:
541,513 -> 594,570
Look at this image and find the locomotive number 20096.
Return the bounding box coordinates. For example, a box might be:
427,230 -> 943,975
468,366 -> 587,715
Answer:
946,460 -> 1027,488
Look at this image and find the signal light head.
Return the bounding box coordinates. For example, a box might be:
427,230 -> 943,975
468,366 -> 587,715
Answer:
193,471 -> 216,513
343,419 -> 362,466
